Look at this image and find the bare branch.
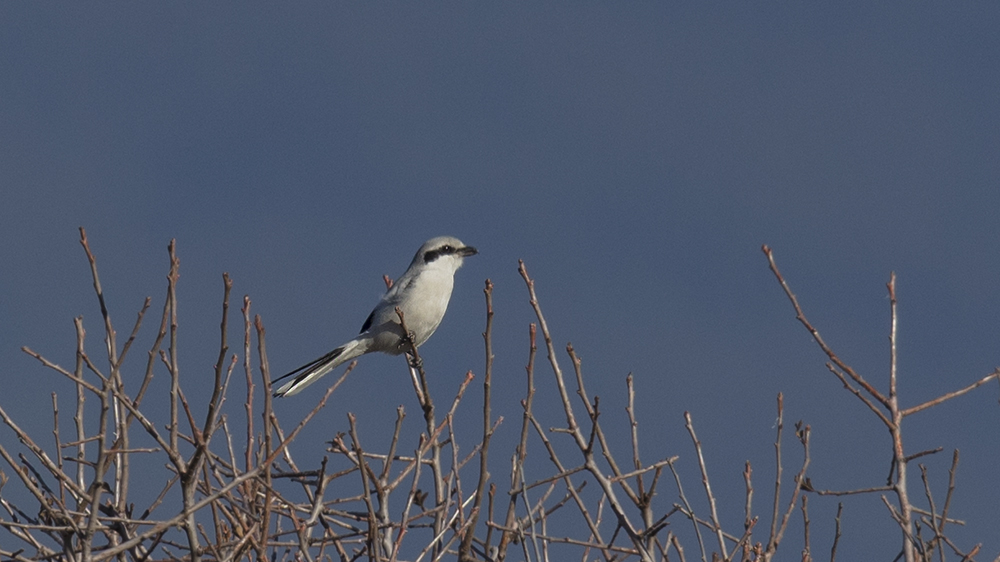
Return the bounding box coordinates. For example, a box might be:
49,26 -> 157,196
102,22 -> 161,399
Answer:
762,245 -> 888,407
684,411 -> 726,557
902,369 -> 1000,417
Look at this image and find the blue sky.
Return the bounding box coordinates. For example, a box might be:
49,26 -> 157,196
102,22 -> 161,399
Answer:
2,4 -> 999,559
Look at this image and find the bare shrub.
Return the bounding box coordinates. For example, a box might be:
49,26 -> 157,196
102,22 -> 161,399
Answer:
0,231 -> 994,561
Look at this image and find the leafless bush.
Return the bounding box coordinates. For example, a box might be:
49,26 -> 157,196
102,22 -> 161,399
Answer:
0,231 -> 995,561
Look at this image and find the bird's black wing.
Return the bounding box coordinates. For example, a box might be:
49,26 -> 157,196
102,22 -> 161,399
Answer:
360,309 -> 375,334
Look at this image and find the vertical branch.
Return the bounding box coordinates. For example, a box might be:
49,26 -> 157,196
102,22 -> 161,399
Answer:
518,261 -> 651,562
767,393 -> 784,554
154,240 -> 203,562
937,450 -> 959,546
800,495 -> 810,562
377,408 -> 406,558
242,296 -> 255,474
381,406 -> 406,483
50,394 -> 64,507
396,308 -> 446,557
626,374 -> 644,491
888,273 -> 898,405
182,273 -> 234,562
567,344 -> 636,499
486,483 -> 496,557
201,273 -> 232,447
744,461 -> 753,537
166,240 -> 181,458
498,323 -> 537,560
79,229 -> 127,514
81,347 -> 113,562
830,503 -> 843,562
516,262 -> 580,442
78,228 -> 118,370
684,412 -> 726,557
392,442 -> 425,561
114,299 -> 150,517
626,373 -> 655,554
74,316 -> 87,502
349,413 -> 383,562
886,274 -> 914,562
918,465 -> 938,558
112,382 -> 127,517
765,418 -> 811,559
129,282 -> 171,426
830,502 -> 844,562
255,315 -> 274,560
446,412 -> 465,533
460,279 -> 495,560
239,295 -> 261,557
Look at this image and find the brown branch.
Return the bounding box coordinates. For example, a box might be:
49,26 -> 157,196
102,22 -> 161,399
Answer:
566,345 -> 642,507
939,450 -> 960,542
166,240 -> 182,465
902,369 -> 1000,417
519,260 -> 653,562
813,486 -> 893,497
196,273 -> 233,458
767,392 -> 784,554
769,421 -> 811,559
394,306 -> 447,557
242,295 -> 255,478
684,412 -> 726,557
744,461 -> 754,537
667,458 -> 707,560
391,443 -> 425,561
762,245 -> 889,408
801,495 -> 811,562
825,363 -> 892,428
348,413 -> 383,561
498,323 -> 537,560
79,227 -> 118,369
885,273 -> 916,562
830,503 -> 843,562
460,279 -> 495,561
526,413 -> 610,560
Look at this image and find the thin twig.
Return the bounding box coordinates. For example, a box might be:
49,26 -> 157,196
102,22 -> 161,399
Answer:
684,412 -> 726,557
762,245 -> 888,407
902,369 -> 1000,417
830,503 -> 843,562
460,279 -> 494,561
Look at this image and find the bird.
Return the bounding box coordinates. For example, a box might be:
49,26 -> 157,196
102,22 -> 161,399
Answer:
272,236 -> 478,397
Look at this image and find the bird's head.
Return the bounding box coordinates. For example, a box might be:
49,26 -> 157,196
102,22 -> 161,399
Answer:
413,236 -> 478,272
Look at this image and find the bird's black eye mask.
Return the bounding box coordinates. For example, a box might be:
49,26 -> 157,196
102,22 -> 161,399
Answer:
423,245 -> 455,264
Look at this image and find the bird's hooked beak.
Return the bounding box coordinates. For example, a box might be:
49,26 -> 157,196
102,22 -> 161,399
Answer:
459,245 -> 478,257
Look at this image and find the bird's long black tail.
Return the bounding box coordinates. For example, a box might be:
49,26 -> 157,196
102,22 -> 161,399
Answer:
272,345 -> 348,397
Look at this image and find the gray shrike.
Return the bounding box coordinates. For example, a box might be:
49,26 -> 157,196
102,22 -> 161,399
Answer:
272,236 -> 478,397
